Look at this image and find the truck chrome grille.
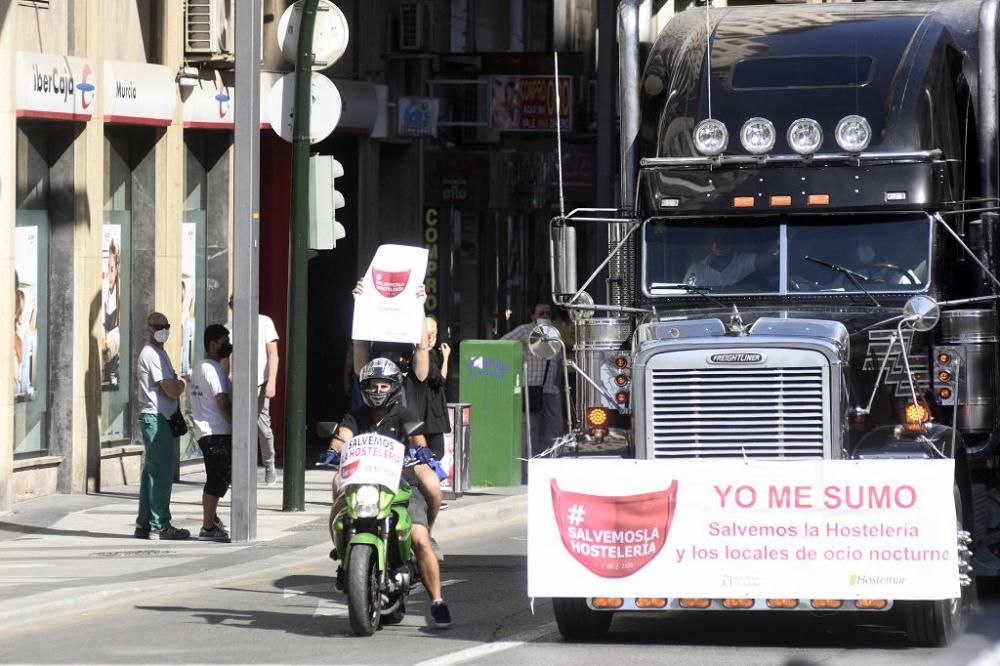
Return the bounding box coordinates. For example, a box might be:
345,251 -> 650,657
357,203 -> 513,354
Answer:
646,353 -> 829,459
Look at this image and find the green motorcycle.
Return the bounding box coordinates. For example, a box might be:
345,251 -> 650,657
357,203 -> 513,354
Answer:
319,426 -> 421,636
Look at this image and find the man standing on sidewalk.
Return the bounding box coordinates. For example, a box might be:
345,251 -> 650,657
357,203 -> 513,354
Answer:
228,296 -> 280,486
190,324 -> 233,541
135,312 -> 190,540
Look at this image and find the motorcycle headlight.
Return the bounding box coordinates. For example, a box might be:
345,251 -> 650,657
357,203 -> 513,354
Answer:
693,119 -> 728,157
740,117 -> 776,155
353,485 -> 381,518
835,115 -> 871,153
787,118 -> 823,155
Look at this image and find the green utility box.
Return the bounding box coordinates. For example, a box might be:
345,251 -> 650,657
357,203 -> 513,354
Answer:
459,340 -> 523,486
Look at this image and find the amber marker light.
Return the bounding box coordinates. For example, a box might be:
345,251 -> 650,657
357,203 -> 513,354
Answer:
636,598 -> 668,609
766,599 -> 799,609
586,407 -> 609,428
769,195 -> 792,207
722,598 -> 754,609
811,599 -> 843,609
615,391 -> 629,404
855,599 -> 888,610
678,598 -> 712,609
937,353 -> 952,364
807,194 -> 830,206
938,370 -> 952,382
614,374 -> 629,387
904,401 -> 931,425
733,196 -> 755,208
614,356 -> 628,369
939,388 -> 952,400
592,597 -> 623,609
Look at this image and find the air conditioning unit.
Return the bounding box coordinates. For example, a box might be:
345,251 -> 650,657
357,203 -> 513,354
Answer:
184,0 -> 234,59
399,0 -> 432,51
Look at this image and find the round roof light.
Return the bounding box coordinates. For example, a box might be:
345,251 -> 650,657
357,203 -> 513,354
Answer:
740,117 -> 776,155
693,119 -> 728,157
787,118 -> 823,155
835,115 -> 871,153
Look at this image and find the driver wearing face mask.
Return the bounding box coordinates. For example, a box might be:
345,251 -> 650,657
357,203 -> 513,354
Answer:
189,324 -> 235,541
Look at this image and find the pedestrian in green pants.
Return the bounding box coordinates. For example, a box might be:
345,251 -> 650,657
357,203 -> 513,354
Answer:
134,312 -> 190,540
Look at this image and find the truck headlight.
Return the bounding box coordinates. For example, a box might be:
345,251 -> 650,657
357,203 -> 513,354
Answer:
353,485 -> 381,518
787,118 -> 823,155
835,115 -> 871,153
740,117 -> 776,155
693,119 -> 728,156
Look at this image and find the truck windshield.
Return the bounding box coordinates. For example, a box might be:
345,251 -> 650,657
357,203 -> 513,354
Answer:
643,215 -> 931,296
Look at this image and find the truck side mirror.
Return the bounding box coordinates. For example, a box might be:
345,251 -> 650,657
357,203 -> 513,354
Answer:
529,324 -> 564,361
551,223 -> 578,295
902,295 -> 940,332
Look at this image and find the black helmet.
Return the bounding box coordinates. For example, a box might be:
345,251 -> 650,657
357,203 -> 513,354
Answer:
359,358 -> 402,409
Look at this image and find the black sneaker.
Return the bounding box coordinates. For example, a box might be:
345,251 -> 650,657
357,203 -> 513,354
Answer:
334,565 -> 345,593
149,526 -> 191,540
430,600 -> 452,629
199,525 -> 230,542
133,526 -> 150,539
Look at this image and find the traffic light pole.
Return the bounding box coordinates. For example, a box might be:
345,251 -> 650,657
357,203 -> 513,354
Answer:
283,0 -> 321,512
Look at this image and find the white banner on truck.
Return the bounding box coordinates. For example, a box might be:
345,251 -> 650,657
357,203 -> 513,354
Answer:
527,458 -> 959,600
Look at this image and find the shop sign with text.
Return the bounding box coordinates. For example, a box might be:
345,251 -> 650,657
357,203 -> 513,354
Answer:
16,51 -> 97,121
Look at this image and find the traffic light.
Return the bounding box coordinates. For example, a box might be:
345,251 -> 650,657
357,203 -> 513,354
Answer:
308,154 -> 347,249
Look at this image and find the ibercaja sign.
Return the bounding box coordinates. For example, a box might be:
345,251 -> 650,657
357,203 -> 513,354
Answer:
527,458 -> 959,600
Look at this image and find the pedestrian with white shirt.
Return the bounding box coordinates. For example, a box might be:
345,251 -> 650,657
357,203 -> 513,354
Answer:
228,296 -> 281,486
134,312 -> 189,540
190,324 -> 233,541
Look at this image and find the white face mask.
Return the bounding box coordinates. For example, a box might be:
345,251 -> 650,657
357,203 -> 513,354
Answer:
153,328 -> 170,344
536,317 -> 552,327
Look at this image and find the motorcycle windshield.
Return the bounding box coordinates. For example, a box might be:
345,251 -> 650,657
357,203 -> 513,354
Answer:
339,433 -> 406,493
643,213 -> 932,297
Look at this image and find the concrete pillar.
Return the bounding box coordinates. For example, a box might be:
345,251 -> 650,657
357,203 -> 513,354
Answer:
0,1 -> 16,511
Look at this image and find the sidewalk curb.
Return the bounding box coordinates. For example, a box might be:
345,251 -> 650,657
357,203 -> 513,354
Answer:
0,493 -> 526,636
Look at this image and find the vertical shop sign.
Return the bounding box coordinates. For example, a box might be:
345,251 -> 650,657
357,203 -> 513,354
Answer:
101,226 -> 123,390
423,208 -> 440,316
14,227 -> 39,399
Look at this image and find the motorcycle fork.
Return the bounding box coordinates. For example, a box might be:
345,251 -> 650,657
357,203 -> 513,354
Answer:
380,515 -> 392,589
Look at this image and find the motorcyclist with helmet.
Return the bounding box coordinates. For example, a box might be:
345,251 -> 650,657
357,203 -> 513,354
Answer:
318,357 -> 452,629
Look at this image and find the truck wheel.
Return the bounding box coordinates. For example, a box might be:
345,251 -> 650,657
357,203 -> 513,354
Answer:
347,544 -> 381,636
553,598 -> 612,641
901,484 -> 970,647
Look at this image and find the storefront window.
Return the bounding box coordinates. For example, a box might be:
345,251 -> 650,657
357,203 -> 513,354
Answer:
14,126 -> 51,457
100,133 -> 133,445
179,133 -> 209,461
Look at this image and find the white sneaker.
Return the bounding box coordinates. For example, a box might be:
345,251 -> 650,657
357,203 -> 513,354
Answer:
265,465 -> 277,486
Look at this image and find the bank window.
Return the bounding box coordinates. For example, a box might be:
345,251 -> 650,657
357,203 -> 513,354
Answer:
14,126 -> 51,457
100,133 -> 134,445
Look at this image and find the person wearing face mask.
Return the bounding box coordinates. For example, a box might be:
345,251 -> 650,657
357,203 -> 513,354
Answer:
134,312 -> 190,540
501,303 -> 564,458
189,324 -> 234,541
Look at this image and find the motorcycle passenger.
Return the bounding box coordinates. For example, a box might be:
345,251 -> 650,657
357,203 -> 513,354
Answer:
320,358 -> 452,629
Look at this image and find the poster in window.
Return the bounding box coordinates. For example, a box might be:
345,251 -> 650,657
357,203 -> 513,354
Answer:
14,227 -> 39,400
101,225 -> 123,390
181,222 -> 197,377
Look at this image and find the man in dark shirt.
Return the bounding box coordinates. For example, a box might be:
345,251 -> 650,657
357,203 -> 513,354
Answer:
320,358 -> 451,629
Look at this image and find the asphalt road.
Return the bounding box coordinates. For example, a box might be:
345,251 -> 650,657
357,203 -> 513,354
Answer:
2,515 -> 999,665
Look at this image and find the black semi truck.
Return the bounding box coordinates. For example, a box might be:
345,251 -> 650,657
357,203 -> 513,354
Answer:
541,0 -> 1000,647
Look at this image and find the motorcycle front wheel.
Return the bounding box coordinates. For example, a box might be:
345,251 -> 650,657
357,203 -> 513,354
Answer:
347,544 -> 381,636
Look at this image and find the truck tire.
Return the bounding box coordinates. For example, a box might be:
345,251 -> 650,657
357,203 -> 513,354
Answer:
901,484 -> 970,647
347,544 -> 381,636
553,598 -> 612,641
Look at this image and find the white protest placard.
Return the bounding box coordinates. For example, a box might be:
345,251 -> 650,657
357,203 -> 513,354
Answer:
352,244 -> 428,344
528,458 -> 959,600
339,433 -> 406,493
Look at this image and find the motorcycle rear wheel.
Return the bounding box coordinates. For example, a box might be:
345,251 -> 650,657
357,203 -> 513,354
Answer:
347,544 -> 381,636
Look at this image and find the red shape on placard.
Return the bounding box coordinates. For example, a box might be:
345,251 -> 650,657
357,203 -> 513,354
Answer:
341,459 -> 360,480
372,268 -> 411,298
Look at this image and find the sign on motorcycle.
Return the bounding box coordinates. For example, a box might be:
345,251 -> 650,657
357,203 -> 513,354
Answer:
339,433 -> 406,492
